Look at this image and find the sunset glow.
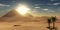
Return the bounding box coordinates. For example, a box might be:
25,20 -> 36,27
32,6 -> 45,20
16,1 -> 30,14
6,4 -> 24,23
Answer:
16,5 -> 30,15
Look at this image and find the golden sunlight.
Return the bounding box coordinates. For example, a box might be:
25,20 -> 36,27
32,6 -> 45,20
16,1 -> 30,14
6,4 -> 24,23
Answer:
16,5 -> 30,15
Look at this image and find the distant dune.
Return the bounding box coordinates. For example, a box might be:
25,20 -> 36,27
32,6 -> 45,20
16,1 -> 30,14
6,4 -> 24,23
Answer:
0,10 -> 60,30
1,10 -> 60,23
0,10 -> 50,22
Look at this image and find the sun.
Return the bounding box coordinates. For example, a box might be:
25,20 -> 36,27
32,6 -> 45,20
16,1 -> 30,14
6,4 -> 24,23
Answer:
16,5 -> 30,15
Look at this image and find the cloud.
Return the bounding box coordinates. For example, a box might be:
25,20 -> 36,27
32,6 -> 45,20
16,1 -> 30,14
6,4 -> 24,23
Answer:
42,8 -> 55,13
0,3 -> 10,7
34,4 -> 44,6
34,7 -> 40,8
47,3 -> 60,5
53,3 -> 60,5
45,3 -> 60,5
42,9 -> 48,11
35,3 -> 60,6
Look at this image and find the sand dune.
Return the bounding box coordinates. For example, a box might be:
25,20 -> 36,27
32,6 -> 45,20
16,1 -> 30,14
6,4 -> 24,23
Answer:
0,10 -> 60,30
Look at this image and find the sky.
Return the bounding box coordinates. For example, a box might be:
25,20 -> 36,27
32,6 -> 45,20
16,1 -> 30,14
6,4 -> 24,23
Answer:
0,0 -> 60,17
